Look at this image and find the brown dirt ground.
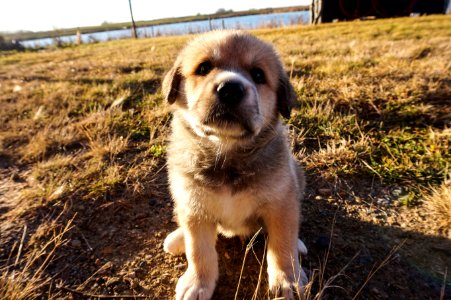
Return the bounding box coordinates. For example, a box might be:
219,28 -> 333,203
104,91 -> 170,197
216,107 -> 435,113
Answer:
1,165 -> 450,299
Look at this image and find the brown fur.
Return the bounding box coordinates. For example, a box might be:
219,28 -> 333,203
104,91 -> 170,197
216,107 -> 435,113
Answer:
162,30 -> 306,300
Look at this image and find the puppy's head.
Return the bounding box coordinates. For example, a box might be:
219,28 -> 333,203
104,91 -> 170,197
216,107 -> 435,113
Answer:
163,31 -> 296,143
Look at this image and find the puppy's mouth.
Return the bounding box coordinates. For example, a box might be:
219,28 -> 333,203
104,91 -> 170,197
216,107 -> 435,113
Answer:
201,105 -> 255,138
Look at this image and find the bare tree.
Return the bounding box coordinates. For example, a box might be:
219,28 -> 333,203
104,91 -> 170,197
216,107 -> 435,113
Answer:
128,0 -> 137,38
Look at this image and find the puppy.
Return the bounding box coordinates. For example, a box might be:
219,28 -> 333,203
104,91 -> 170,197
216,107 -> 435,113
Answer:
162,30 -> 307,300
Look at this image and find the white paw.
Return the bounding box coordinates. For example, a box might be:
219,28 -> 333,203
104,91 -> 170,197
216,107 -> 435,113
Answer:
268,266 -> 308,299
163,228 -> 185,256
268,273 -> 298,299
176,269 -> 216,300
297,238 -> 308,255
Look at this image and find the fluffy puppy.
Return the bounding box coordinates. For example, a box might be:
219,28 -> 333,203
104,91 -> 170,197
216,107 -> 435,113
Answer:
162,30 -> 307,300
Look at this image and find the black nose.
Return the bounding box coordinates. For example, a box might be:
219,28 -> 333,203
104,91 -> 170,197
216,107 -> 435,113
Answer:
216,81 -> 245,105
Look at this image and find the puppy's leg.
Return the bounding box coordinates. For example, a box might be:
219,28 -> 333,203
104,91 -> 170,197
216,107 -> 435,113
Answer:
263,204 -> 305,299
176,221 -> 218,300
164,227 -> 185,255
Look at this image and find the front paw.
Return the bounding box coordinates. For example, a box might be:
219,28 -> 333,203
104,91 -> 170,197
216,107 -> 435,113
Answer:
176,268 -> 216,300
269,269 -> 307,299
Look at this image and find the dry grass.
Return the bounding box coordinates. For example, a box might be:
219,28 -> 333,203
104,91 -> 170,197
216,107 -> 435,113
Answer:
423,175 -> 451,238
0,15 -> 450,299
235,218 -> 405,300
0,210 -> 73,300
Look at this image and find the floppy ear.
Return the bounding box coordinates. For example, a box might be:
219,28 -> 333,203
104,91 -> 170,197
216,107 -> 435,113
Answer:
277,73 -> 297,119
162,61 -> 182,104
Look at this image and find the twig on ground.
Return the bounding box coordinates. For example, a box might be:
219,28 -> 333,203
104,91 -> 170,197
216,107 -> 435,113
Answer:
352,240 -> 406,300
235,227 -> 263,300
60,285 -> 149,299
251,235 -> 267,300
14,224 -> 27,266
440,267 -> 447,300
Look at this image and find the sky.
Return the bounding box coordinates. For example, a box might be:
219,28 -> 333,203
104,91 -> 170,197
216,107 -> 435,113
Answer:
0,0 -> 311,32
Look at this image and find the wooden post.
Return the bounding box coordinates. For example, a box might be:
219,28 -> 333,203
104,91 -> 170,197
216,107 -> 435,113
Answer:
76,29 -> 82,45
310,0 -> 315,24
128,0 -> 138,38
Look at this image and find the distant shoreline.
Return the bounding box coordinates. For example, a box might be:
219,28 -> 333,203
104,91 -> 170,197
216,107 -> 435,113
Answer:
2,5 -> 308,42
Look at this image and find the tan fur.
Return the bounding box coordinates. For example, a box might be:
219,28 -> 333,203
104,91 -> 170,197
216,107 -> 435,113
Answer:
162,30 -> 306,300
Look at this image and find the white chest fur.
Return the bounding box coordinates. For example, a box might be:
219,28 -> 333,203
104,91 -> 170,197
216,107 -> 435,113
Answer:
170,172 -> 261,237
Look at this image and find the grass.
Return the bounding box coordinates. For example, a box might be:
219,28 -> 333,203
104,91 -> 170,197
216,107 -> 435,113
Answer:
273,16 -> 451,194
0,210 -> 73,300
423,175 -> 451,237
0,15 -> 450,298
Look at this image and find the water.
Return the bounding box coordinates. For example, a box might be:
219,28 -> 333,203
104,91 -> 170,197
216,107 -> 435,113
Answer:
21,11 -> 309,48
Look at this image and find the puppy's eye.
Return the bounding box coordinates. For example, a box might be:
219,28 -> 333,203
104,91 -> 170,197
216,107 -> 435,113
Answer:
195,61 -> 213,76
250,67 -> 266,84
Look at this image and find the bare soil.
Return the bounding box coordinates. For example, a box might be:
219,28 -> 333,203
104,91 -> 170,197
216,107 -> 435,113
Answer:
0,165 -> 449,299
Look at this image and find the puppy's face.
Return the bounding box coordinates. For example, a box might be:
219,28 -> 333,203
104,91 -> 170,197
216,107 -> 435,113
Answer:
163,31 -> 295,143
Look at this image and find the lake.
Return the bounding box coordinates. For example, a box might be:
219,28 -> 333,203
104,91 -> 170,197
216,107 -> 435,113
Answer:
21,11 -> 310,48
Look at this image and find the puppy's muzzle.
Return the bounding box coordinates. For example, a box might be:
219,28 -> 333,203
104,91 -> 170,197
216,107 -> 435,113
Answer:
202,76 -> 257,137
216,80 -> 246,105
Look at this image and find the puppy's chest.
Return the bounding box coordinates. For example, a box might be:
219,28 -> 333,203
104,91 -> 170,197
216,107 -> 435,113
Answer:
204,185 -> 261,232
193,162 -> 257,192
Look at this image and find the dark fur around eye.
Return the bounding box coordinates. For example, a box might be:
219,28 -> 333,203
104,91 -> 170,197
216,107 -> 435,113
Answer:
250,67 -> 266,84
195,61 -> 213,76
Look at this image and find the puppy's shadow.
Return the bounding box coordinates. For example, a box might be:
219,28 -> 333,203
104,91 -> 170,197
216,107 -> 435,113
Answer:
212,179 -> 450,299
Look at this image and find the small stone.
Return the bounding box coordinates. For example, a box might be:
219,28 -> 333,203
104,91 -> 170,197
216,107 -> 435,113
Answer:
105,276 -> 121,287
371,287 -> 388,299
70,239 -> 82,248
338,191 -> 347,197
391,187 -> 403,197
376,198 -> 388,206
224,252 -> 231,259
130,279 -> 139,289
394,200 -> 403,207
101,245 -> 114,255
371,287 -> 380,295
318,188 -> 332,196
367,209 -> 377,215
376,213 -> 386,220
